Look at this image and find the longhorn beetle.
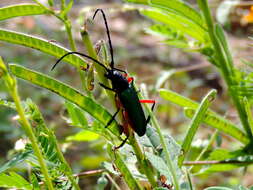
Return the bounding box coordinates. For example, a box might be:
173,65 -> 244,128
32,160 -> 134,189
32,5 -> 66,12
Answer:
52,9 -> 155,148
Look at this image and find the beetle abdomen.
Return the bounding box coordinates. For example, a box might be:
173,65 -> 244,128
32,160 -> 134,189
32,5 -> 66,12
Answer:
119,85 -> 147,136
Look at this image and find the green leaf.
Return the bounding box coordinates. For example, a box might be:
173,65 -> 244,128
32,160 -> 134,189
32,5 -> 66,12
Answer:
141,9 -> 207,42
243,97 -> 253,134
197,149 -> 253,175
145,152 -> 172,183
146,24 -> 179,39
60,1 -> 73,17
145,126 -> 181,163
0,98 -> 16,109
107,144 -> 143,190
154,188 -> 169,190
0,151 -> 32,173
184,108 -> 249,145
65,100 -> 88,127
179,90 -> 216,166
204,187 -> 233,190
9,64 -> 120,137
31,173 -> 40,190
0,29 -> 87,69
66,130 -> 100,142
160,88 -> 198,108
0,172 -> 33,190
214,24 -> 233,71
0,4 -> 47,21
164,39 -> 190,49
159,89 -> 249,145
125,0 -> 149,4
149,0 -> 206,29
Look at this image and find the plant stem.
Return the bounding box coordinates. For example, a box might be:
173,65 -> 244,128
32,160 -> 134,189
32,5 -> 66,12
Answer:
128,133 -> 157,188
0,58 -> 54,190
185,168 -> 194,190
243,97 -> 253,136
189,130 -> 218,172
60,0 -> 66,10
80,25 -> 116,102
184,159 -> 253,165
179,89 -> 216,166
151,114 -> 180,190
197,0 -> 252,139
105,173 -> 122,190
64,19 -> 88,93
50,130 -> 80,190
138,90 -> 180,190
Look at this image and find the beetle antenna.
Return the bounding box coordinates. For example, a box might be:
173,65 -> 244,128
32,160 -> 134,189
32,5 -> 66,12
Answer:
51,51 -> 109,71
93,9 -> 115,69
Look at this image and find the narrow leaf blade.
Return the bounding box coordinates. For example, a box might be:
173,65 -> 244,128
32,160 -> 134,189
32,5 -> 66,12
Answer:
0,4 -> 47,21
9,64 -> 120,137
0,29 -> 87,69
159,89 -> 249,145
179,90 -> 216,166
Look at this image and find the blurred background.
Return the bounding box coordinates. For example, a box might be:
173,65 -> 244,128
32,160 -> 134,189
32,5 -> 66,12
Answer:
0,0 -> 253,189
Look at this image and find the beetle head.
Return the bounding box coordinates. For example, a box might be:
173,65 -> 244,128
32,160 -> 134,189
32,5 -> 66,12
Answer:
105,70 -> 129,93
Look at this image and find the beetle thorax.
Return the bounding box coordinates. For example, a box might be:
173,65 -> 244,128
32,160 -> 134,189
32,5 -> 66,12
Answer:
106,70 -> 129,93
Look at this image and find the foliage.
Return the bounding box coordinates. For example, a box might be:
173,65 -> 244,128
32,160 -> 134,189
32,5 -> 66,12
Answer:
0,0 -> 252,189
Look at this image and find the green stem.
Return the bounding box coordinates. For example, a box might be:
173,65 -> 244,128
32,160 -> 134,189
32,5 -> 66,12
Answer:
79,26 -> 97,97
179,89 -> 216,166
185,168 -> 194,190
189,130 -> 218,172
30,101 -> 80,190
243,97 -> 253,136
32,2 -> 81,187
105,173 -> 121,190
63,19 -> 88,93
152,114 -> 180,190
80,26 -> 115,102
52,131 -> 80,190
0,58 -> 54,190
128,133 -> 157,188
138,89 -> 180,190
60,0 -> 66,10
59,8 -> 81,190
197,0 -> 252,139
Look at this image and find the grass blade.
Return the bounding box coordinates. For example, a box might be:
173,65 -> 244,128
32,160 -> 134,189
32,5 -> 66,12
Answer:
243,97 -> 253,137
178,89 -> 217,166
184,108 -> 249,145
9,64 -> 120,137
159,89 -> 249,145
149,0 -> 206,29
0,29 -> 87,69
141,9 -> 208,43
0,151 -> 32,173
0,4 -> 47,21
0,172 -> 33,190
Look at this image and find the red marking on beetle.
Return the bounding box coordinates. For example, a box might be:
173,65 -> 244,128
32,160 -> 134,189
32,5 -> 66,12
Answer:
127,77 -> 133,83
139,100 -> 156,104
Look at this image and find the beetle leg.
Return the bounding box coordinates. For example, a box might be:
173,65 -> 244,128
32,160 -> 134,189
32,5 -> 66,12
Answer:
114,135 -> 129,150
99,82 -> 115,92
139,100 -> 156,124
139,100 -> 156,110
105,108 -> 120,128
